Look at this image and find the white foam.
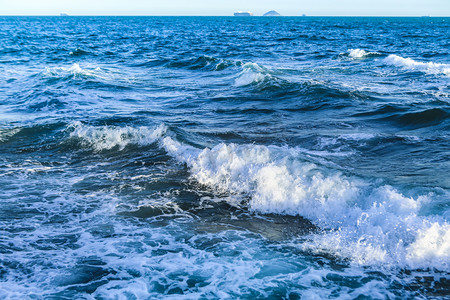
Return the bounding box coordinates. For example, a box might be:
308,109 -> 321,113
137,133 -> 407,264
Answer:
161,138 -> 450,270
385,54 -> 450,76
406,222 -> 450,268
68,122 -> 167,151
2,132 -> 444,297
234,62 -> 270,86
348,49 -> 380,59
43,63 -> 100,78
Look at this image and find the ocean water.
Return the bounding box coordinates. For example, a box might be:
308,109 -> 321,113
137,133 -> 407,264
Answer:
0,16 -> 449,299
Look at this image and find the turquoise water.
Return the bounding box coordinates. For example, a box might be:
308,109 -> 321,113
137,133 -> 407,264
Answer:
0,16 -> 449,299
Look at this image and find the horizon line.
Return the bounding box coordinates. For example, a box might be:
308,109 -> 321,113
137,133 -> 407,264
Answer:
1,14 -> 449,17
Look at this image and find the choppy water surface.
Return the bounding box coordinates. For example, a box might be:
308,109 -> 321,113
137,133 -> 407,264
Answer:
0,16 -> 449,299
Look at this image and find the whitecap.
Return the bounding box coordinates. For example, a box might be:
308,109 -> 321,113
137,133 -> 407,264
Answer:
160,137 -> 450,271
384,54 -> 450,76
234,62 -> 271,86
347,49 -> 381,59
42,63 -> 131,83
43,63 -> 100,78
68,122 -> 167,151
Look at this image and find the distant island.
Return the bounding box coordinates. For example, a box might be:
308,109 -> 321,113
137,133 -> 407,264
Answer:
263,10 -> 282,16
234,11 -> 254,16
60,13 -> 69,16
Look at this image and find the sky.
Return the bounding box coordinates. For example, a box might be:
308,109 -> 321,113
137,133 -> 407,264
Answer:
0,0 -> 449,16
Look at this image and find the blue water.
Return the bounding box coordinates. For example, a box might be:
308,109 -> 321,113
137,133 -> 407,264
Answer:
0,16 -> 449,299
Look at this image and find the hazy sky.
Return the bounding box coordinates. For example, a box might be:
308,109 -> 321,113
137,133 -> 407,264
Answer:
0,0 -> 449,16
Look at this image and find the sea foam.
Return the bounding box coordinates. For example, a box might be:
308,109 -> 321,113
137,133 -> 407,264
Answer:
385,54 -> 450,76
234,62 -> 272,86
42,63 -> 128,82
43,63 -> 100,78
348,49 -> 381,59
68,122 -> 167,151
160,136 -> 450,270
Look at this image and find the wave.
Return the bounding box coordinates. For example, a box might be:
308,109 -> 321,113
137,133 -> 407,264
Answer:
42,64 -> 130,84
347,49 -> 381,59
43,63 -> 101,79
0,123 -> 65,146
234,62 -> 273,87
68,48 -> 92,56
60,122 -> 450,270
384,55 -> 450,76
232,62 -> 375,105
0,127 -> 21,143
166,55 -> 235,72
160,136 -> 450,271
391,108 -> 450,128
353,104 -> 450,129
67,122 -> 167,151
231,62 -> 306,93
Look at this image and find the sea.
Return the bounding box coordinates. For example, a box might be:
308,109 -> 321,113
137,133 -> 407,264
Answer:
0,16 -> 449,299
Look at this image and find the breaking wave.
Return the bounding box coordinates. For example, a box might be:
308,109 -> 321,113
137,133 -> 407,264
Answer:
385,54 -> 450,76
42,63 -> 130,83
160,136 -> 450,271
347,49 -> 381,59
67,122 -> 167,151
43,63 -> 101,78
234,62 -> 275,87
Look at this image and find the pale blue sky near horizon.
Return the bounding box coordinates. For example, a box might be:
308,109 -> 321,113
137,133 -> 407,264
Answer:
0,0 -> 449,16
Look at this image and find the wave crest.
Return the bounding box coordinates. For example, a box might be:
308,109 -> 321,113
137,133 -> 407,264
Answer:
0,127 -> 21,143
385,54 -> 450,76
161,137 -> 449,270
68,122 -> 167,151
43,63 -> 100,78
348,49 -> 381,59
42,64 -> 129,83
234,62 -> 275,87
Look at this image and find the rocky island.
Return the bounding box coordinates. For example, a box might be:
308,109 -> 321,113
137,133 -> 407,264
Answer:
263,10 -> 282,16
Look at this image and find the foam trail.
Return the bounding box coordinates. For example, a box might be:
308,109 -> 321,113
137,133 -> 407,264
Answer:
161,137 -> 450,270
68,122 -> 167,151
385,54 -> 450,76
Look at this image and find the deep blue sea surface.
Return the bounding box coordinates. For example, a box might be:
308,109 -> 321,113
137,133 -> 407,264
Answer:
0,16 -> 449,299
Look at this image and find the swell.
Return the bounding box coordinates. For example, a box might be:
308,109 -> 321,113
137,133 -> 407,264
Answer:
31,56 -> 376,111
133,55 -> 375,105
388,108 -> 450,128
352,104 -> 409,118
166,55 -> 236,71
133,55 -> 237,72
0,123 -> 66,148
38,63 -> 135,90
232,62 -> 375,104
352,103 -> 450,129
